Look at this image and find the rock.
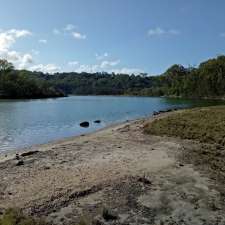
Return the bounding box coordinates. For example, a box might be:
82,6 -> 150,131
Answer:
80,121 -> 90,128
92,216 -> 106,225
21,150 -> 39,157
153,108 -> 178,116
43,166 -> 51,170
91,216 -> 105,225
15,153 -> 20,160
102,208 -> 118,221
94,120 -> 101,124
153,111 -> 160,116
138,176 -> 152,185
16,160 -> 24,166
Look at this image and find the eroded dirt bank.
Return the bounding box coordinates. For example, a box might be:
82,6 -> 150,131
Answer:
0,114 -> 225,225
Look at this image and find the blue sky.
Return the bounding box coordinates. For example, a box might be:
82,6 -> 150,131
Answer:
0,0 -> 225,74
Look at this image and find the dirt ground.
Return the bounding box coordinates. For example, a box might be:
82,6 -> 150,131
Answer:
0,114 -> 225,225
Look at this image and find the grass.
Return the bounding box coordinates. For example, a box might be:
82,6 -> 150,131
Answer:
0,208 -> 49,225
0,209 -> 90,225
144,105 -> 225,146
0,208 -> 117,225
144,105 -> 225,187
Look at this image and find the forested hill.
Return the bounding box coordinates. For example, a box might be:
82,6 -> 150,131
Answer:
1,55 -> 225,99
40,55 -> 225,98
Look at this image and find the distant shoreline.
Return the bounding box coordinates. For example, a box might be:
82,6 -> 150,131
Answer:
1,94 -> 225,101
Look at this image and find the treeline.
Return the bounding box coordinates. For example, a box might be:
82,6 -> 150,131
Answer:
147,55 -> 225,98
38,72 -> 158,96
1,55 -> 225,99
38,55 -> 225,98
0,60 -> 65,99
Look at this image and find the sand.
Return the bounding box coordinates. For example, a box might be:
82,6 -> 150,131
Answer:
0,114 -> 225,225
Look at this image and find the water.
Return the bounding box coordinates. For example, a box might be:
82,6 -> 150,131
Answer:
0,96 -> 224,152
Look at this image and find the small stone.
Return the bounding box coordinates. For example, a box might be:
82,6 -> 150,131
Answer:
94,120 -> 101,124
16,160 -> 24,166
43,166 -> 51,170
15,153 -> 20,160
102,208 -> 118,221
138,176 -> 152,185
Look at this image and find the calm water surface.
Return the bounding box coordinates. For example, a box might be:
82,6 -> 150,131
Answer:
0,96 -> 224,152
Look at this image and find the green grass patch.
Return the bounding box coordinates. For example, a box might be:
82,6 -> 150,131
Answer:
144,105 -> 225,146
0,208 -> 49,225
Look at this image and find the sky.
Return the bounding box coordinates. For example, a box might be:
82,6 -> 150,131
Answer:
0,0 -> 225,75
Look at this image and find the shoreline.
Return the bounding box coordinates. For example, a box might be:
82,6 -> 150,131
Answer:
0,107 -> 225,224
0,105 -> 187,160
0,116 -> 145,163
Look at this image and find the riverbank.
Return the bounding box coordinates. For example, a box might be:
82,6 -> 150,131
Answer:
0,108 -> 225,225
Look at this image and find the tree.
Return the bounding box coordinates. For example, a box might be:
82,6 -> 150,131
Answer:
0,59 -> 14,73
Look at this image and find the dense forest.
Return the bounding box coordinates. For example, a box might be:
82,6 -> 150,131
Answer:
0,60 -> 65,99
0,55 -> 225,99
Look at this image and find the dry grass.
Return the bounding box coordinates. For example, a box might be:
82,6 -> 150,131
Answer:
144,105 -> 225,188
144,105 -> 225,146
0,208 -> 49,225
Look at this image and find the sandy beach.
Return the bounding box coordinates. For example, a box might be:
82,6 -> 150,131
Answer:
0,112 -> 225,225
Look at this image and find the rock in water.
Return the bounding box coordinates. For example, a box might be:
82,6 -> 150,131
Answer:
80,121 -> 89,128
94,120 -> 101,124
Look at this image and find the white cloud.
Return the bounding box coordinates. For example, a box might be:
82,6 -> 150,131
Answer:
30,64 -> 61,74
73,64 -> 143,75
0,28 -> 63,73
169,29 -> 180,35
72,59 -> 119,73
31,49 -> 40,55
53,28 -> 61,35
0,29 -> 33,69
0,29 -> 31,51
7,29 -> 32,38
96,52 -> 109,60
100,60 -> 120,69
70,58 -> 143,75
0,50 -> 34,69
147,27 -> 180,37
0,33 -> 15,51
68,61 -> 79,66
148,27 -> 165,37
64,24 -> 76,31
39,39 -> 47,44
6,50 -> 20,61
72,32 -> 87,40
109,67 -> 144,75
74,64 -> 99,73
18,54 -> 33,69
68,53 -> 142,74
53,25 -> 87,41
